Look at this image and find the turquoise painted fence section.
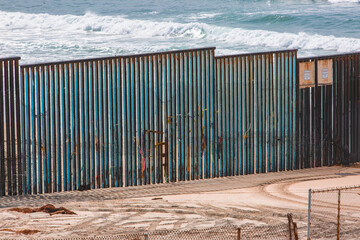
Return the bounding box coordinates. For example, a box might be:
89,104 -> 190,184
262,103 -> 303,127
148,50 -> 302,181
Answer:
18,48 -> 216,194
1,48 -> 301,196
214,50 -> 298,176
120,49 -> 215,186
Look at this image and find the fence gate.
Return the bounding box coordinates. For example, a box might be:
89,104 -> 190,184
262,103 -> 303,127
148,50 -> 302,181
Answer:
298,53 -> 360,168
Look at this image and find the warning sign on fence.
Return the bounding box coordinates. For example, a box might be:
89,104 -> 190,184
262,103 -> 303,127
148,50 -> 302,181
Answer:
299,61 -> 315,88
317,59 -> 333,86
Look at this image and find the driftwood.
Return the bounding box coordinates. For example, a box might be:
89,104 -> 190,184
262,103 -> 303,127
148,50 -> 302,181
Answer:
152,197 -> 163,200
0,229 -> 40,235
9,204 -> 76,216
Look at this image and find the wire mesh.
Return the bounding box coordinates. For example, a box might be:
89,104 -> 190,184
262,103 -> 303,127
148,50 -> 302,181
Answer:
59,225 -> 238,240
147,225 -> 238,240
309,186 -> 360,239
67,232 -> 146,240
337,187 -> 360,239
239,224 -> 290,240
54,224 -> 293,240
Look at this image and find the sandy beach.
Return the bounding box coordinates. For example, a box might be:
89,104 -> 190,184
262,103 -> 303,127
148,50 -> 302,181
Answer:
0,165 -> 359,239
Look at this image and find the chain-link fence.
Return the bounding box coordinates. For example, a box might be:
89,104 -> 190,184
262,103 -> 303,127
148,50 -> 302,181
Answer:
239,224 -> 290,240
307,185 -> 360,240
56,221 -> 298,240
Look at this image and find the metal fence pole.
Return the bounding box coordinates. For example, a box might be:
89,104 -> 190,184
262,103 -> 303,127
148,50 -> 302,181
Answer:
307,188 -> 311,240
337,189 -> 341,240
237,228 -> 241,240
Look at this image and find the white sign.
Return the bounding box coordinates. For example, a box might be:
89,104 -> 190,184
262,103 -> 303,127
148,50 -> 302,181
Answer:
317,59 -> 333,85
304,70 -> 311,81
322,68 -> 328,79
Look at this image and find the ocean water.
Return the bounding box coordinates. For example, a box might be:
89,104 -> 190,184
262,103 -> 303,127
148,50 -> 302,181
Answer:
0,0 -> 360,64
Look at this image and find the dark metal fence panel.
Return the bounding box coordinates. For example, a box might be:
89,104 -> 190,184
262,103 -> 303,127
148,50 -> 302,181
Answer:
0,57 -> 21,196
215,50 -> 298,175
298,53 -> 360,167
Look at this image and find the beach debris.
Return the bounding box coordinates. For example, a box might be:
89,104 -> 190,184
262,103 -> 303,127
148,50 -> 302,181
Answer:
152,197 -> 163,200
78,184 -> 91,191
0,229 -> 40,235
9,204 -> 76,216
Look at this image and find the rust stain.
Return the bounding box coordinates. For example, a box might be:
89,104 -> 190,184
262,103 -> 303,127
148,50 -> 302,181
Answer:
154,142 -> 165,149
201,126 -> 206,156
187,144 -> 190,172
167,116 -> 173,124
146,130 -> 164,135
95,136 -> 99,152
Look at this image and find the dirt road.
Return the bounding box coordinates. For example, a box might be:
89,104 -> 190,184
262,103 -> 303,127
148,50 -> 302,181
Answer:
0,166 -> 359,239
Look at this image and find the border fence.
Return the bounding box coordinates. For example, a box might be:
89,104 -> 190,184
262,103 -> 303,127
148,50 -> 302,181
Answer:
307,185 -> 360,240
0,48 -> 359,196
298,53 -> 360,168
215,50 -> 297,175
19,49 -> 217,194
0,57 -> 21,196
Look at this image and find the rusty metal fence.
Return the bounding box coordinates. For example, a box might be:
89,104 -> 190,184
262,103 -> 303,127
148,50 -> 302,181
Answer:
0,57 -> 21,196
215,50 -> 297,175
18,48 -> 216,194
1,49 -> 360,196
0,48 -> 300,196
298,53 -> 360,168
307,185 -> 360,240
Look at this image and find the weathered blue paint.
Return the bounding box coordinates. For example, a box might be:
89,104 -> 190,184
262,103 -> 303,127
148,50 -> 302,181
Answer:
249,56 -> 254,174
0,48 -> 309,196
291,52 -> 297,170
214,50 -> 298,176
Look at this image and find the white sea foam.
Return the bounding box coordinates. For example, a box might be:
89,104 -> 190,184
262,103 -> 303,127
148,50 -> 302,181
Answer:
212,29 -> 360,53
0,10 -> 359,62
187,13 -> 222,20
328,0 -> 360,3
147,11 -> 159,15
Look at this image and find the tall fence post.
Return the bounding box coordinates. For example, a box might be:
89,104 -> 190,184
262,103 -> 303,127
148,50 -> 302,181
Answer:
307,188 -> 312,240
237,228 -> 241,240
337,189 -> 341,240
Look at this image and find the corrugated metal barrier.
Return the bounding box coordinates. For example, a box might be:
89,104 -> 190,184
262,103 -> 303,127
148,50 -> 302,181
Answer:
298,53 -> 360,168
17,48 -> 216,194
1,48 -> 359,196
0,57 -> 21,196
215,50 -> 298,176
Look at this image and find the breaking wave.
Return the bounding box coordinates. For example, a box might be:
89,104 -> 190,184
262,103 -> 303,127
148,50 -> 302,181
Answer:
328,0 -> 359,3
1,10 -> 360,58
